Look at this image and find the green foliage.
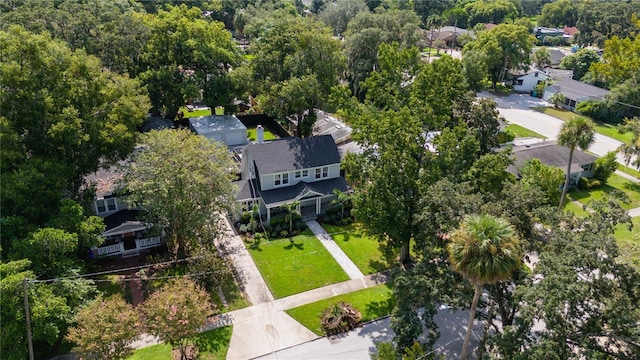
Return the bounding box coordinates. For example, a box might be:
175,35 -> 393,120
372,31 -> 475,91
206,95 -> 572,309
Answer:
464,150 -> 514,195
0,25 -> 149,224
497,130 -> 515,144
464,0 -> 520,27
453,93 -> 501,154
13,228 -> 78,277
548,93 -> 567,109
318,0 -> 369,36
593,151 -> 619,182
538,0 -> 578,27
140,278 -> 213,359
575,1 -> 640,47
319,301 -> 362,335
575,100 -> 608,121
519,159 -> 565,206
559,48 -> 600,81
119,129 -> 237,258
578,176 -> 602,190
139,4 -> 241,118
66,295 -> 139,360
558,116 -> 596,209
464,24 -> 536,89
618,117 -> 640,169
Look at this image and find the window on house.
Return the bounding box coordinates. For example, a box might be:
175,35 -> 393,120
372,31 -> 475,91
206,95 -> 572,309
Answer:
275,174 -> 281,186
315,167 -> 329,179
96,198 -> 117,214
515,79 -> 523,86
295,171 -> 301,178
302,170 -> 308,177
282,173 -> 289,184
275,173 -> 289,186
535,72 -> 539,77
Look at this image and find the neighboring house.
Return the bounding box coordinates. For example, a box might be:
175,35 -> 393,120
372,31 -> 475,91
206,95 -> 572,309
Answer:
534,27 -> 573,45
85,165 -> 162,258
234,135 -> 348,222
543,78 -> 611,111
512,70 -> 550,93
507,141 -> 598,185
426,26 -> 472,48
189,114 -> 248,146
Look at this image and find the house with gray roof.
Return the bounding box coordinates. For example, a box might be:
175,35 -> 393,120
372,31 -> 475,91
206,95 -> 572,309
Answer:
542,78 -> 611,112
507,141 -> 598,185
234,135 -> 348,222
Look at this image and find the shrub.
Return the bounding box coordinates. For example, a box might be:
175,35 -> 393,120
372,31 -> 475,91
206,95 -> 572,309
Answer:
593,151 -> 618,182
238,211 -> 252,225
579,177 -> 602,189
498,130 -> 515,144
320,301 -> 362,336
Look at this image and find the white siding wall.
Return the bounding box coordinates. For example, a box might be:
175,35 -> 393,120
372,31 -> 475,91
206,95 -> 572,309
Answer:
514,72 -> 549,93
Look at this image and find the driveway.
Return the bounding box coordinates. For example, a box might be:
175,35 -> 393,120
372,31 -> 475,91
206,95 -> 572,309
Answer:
481,92 -> 634,166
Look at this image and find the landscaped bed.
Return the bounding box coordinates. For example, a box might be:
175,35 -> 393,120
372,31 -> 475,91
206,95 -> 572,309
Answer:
247,230 -> 350,298
570,174 -> 640,210
127,326 -> 232,360
321,223 -> 390,275
285,284 -> 395,336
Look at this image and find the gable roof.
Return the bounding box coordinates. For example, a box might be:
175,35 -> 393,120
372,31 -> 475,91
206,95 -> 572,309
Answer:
507,141 -> 598,176
546,78 -> 611,101
245,135 -> 340,175
258,177 -> 348,208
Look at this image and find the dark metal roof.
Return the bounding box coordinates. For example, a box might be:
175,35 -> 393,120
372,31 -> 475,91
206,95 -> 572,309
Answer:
545,78 -> 610,101
507,141 -> 598,176
244,135 -> 340,175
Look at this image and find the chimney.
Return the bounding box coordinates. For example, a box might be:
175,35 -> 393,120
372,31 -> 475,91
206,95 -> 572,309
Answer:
257,125 -> 264,144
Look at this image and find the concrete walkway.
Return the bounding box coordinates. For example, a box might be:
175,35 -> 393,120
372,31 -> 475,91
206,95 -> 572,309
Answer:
215,218 -> 274,305
305,220 -> 365,279
203,272 -> 391,359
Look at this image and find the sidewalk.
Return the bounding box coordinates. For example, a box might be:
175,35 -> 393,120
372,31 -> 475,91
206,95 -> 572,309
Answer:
203,272 -> 391,359
305,220 -> 364,279
214,218 -> 274,305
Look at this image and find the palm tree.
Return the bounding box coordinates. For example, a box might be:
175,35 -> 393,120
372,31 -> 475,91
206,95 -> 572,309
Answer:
447,214 -> 522,360
557,116 -> 596,210
281,200 -> 300,242
331,189 -> 351,222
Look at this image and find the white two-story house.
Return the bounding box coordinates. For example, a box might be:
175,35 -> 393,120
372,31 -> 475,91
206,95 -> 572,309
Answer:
85,165 -> 163,258
234,135 -> 349,222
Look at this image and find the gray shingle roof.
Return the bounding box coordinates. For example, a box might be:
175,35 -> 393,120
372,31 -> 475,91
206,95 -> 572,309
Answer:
546,78 -> 610,101
245,135 -> 340,175
259,177 -> 348,208
508,141 -> 598,176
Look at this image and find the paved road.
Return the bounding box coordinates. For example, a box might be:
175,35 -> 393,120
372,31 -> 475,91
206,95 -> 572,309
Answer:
481,92 -> 635,166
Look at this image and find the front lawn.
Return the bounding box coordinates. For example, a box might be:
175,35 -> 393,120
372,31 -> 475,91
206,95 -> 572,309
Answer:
617,164 -> 640,179
321,223 -> 390,275
563,200 -> 590,217
247,230 -> 350,298
533,107 -> 632,143
285,284 -> 395,336
505,124 -> 547,139
614,216 -> 640,272
128,326 -> 232,360
570,174 -> 640,210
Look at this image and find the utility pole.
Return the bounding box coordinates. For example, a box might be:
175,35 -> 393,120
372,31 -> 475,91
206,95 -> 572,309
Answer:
23,279 -> 34,360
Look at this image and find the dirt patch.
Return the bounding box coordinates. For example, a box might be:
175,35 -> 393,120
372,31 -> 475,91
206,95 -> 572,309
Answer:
172,344 -> 198,360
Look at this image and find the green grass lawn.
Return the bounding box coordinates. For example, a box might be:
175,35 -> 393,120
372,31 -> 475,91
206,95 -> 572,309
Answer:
247,127 -> 277,142
570,174 -> 640,210
128,326 -> 232,360
177,106 -> 212,119
505,124 -> 547,139
96,274 -> 124,298
247,230 -> 350,298
321,223 -> 390,275
617,164 -> 640,179
614,216 -> 640,272
564,200 -> 591,217
285,284 -> 395,336
533,107 -> 632,143
215,270 -> 249,312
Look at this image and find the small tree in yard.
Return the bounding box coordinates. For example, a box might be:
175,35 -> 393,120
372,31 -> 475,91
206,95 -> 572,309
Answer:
66,295 -> 139,360
593,151 -> 619,183
320,301 -> 362,335
331,189 -> 351,222
140,278 -> 213,360
281,200 -> 300,242
548,93 -> 566,108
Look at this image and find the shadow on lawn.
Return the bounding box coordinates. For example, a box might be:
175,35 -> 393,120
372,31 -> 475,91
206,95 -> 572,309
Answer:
624,181 -> 640,193
283,241 -> 304,250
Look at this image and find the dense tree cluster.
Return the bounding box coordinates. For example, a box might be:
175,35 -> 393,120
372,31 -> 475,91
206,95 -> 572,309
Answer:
1,0 -> 639,359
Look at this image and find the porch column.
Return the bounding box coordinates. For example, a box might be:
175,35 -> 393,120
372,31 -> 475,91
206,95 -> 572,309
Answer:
267,207 -> 271,223
315,198 -> 321,214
